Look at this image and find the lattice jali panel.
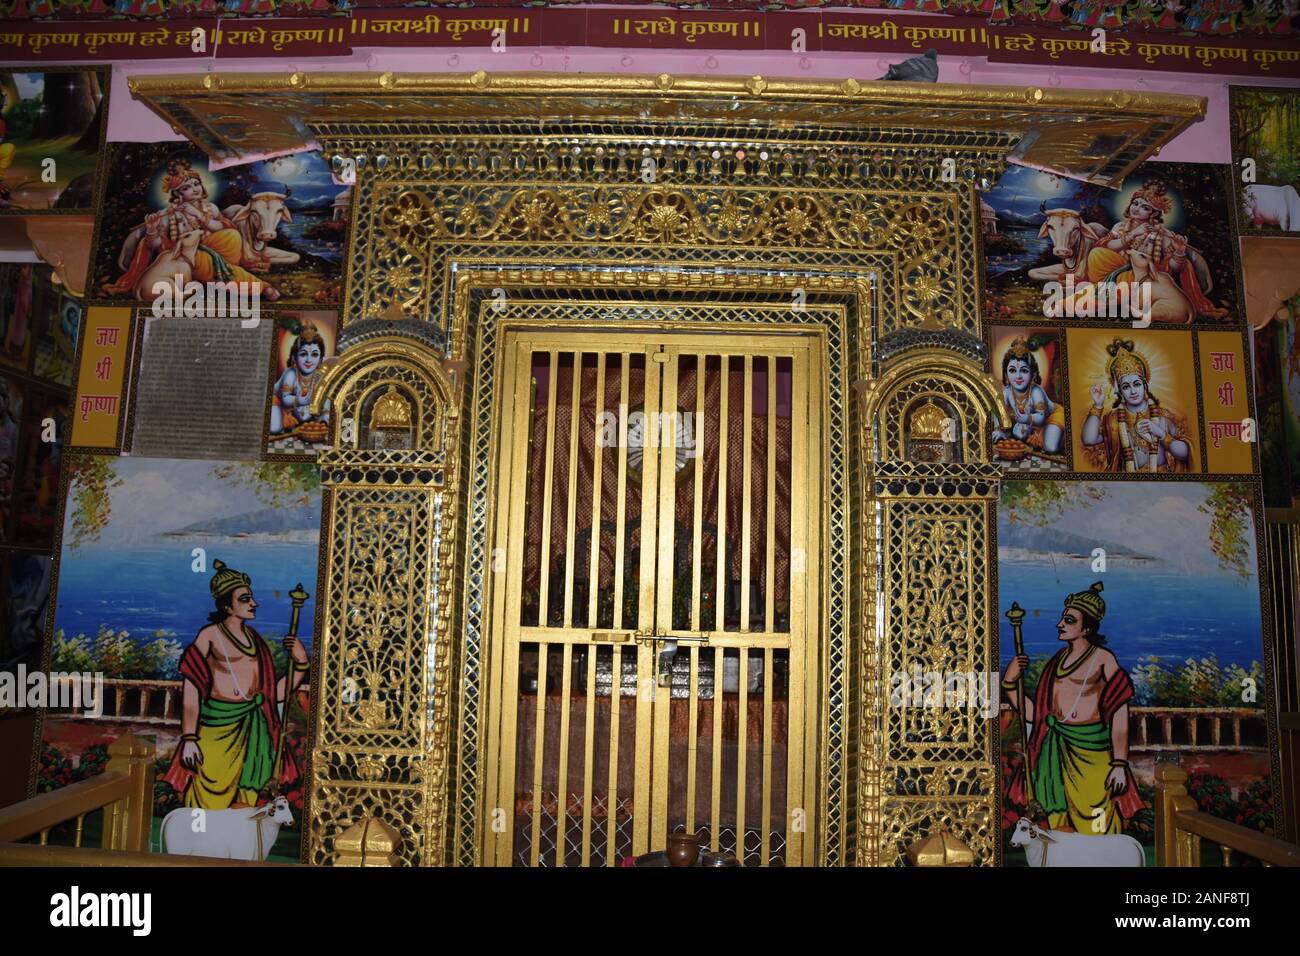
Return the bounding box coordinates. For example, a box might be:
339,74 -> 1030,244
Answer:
310,782 -> 425,867
871,479 -> 999,866
316,489 -> 433,753
878,797 -> 997,868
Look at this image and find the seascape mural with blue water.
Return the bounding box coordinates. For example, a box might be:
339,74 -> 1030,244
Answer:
997,479 -> 1272,849
39,455 -> 321,857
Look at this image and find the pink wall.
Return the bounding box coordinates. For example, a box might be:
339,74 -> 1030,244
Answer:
101,47 -> 1300,163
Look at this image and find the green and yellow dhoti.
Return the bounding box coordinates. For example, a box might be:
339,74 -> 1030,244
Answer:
183,694 -> 275,809
1032,716 -> 1121,835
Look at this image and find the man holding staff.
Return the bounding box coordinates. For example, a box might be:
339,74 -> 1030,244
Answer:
1002,582 -> 1144,834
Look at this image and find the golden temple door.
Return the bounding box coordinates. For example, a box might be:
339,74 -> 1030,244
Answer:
485,328 -> 823,867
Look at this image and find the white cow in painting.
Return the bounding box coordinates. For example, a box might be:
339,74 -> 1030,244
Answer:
1026,209 -> 1109,282
161,795 -> 295,861
222,192 -> 300,271
1243,184 -> 1300,231
1009,817 -> 1145,867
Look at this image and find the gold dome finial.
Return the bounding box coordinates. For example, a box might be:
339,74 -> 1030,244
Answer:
370,386 -> 412,431
910,400 -> 949,442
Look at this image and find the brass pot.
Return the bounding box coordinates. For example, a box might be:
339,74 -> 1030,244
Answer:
666,831 -> 701,868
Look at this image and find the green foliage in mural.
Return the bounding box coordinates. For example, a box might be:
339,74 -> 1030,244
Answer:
210,461 -> 321,509
50,627 -> 182,680
66,455 -> 123,551
1197,483 -> 1255,579
1239,91 -> 1300,186
1000,481 -> 1106,527
1131,654 -> 1265,709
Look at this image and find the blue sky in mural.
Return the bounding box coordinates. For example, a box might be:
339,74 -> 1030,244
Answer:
998,482 -> 1263,671
55,457 -> 321,658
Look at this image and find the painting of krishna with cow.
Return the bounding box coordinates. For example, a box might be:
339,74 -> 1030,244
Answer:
981,161 -> 1240,326
92,144 -> 350,307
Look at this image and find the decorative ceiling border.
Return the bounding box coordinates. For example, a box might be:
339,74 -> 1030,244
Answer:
127,71 -> 1204,187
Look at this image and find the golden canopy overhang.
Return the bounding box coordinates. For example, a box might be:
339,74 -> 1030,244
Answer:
127,71 -> 1205,187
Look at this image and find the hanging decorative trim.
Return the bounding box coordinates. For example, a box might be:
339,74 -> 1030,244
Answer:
0,0 -> 1295,40
1,8 -> 1298,76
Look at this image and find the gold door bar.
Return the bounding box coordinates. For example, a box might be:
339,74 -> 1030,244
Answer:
530,644 -> 548,867
711,644 -> 724,853
589,355 -> 607,629
691,355 -> 706,634
651,350 -> 679,848
762,645 -> 774,866
581,641 -> 597,866
539,351 -> 559,628
562,353 -> 583,628
607,644 -> 622,866
613,354 -> 630,632
741,355 -> 753,632
556,641 -> 574,866
737,648 -> 748,864
766,360 -> 777,634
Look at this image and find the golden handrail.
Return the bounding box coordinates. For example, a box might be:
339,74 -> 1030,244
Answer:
1155,763 -> 1300,867
0,735 -> 155,853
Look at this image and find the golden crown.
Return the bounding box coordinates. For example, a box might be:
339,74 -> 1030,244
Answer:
210,559 -> 251,599
370,385 -> 412,431
1007,338 -> 1032,359
1105,338 -> 1150,384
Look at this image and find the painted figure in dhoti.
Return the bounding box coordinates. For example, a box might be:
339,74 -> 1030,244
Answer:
104,158 -> 281,301
1081,337 -> 1194,473
1002,582 -> 1144,834
991,337 -> 1065,455
162,560 -> 307,808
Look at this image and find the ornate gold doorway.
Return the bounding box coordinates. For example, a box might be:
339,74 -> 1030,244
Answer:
485,328 -> 823,866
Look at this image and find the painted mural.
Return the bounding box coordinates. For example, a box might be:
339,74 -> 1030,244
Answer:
981,161 -> 1240,325
1,551 -> 49,676
0,69 -> 106,211
92,144 -> 350,306
1065,329 -> 1200,474
1232,86 -> 1300,233
0,372 -> 24,545
1274,299 -> 1300,504
989,326 -> 1069,472
39,454 -> 321,859
266,311 -> 337,459
998,479 -> 1271,861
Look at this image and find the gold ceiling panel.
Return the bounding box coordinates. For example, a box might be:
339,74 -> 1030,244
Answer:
128,71 -> 1204,187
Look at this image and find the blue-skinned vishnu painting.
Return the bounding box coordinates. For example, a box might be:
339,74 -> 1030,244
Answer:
39,454 -> 321,860
997,479 -> 1271,858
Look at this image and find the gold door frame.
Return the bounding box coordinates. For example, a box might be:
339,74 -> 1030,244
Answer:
484,326 -> 824,866
132,72 -> 1198,866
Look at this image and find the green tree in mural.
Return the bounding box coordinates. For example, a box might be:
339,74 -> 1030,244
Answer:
66,455 -> 123,551
1239,91 -> 1300,186
209,461 -> 321,508
1000,481 -> 1107,527
1197,482 -> 1254,579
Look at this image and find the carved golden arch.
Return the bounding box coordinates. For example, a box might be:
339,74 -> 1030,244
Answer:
312,338 -> 457,453
866,350 -> 1010,463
